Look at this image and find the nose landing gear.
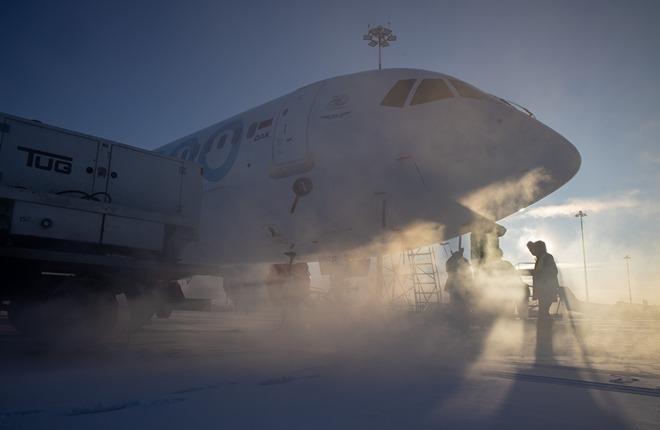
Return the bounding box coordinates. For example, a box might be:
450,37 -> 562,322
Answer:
266,262 -> 310,309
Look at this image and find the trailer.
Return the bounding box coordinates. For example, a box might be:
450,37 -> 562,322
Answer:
0,113 -> 216,338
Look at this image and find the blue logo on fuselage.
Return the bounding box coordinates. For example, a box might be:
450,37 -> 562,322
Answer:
167,120 -> 244,182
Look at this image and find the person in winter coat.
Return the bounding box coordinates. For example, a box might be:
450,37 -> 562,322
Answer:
444,248 -> 474,312
527,240 -> 559,320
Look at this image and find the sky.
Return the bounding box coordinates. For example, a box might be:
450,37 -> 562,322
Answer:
1,0 -> 659,303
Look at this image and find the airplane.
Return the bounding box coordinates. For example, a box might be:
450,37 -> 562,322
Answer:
155,68 -> 581,301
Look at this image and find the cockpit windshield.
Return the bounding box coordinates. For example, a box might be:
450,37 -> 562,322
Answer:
447,78 -> 489,100
381,77 -> 493,108
380,79 -> 416,107
410,79 -> 453,105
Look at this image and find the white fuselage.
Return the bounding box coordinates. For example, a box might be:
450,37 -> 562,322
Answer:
156,69 -> 581,265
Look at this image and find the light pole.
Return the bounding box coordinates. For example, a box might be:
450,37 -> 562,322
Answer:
575,210 -> 589,302
363,24 -> 397,70
624,255 -> 632,304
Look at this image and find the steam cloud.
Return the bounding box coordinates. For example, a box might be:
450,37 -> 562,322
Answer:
519,191 -> 643,219
459,168 -> 551,220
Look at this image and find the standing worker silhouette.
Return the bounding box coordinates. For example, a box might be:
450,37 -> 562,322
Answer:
527,240 -> 559,320
444,248 -> 474,322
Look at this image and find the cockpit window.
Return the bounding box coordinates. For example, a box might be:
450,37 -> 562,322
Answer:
380,79 -> 416,107
410,79 -> 453,105
448,78 -> 489,100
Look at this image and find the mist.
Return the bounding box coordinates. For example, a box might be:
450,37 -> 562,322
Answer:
501,193 -> 660,304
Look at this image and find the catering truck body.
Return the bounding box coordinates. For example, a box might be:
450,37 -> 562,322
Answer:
0,113 -> 212,337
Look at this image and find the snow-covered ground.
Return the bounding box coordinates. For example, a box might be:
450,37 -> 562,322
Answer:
1,307 -> 659,429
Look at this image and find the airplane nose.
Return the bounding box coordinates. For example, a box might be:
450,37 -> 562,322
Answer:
536,125 -> 581,192
561,138 -> 581,182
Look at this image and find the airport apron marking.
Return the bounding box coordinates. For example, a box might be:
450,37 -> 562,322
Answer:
489,371 -> 660,398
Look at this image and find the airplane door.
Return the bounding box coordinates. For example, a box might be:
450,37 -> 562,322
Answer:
270,87 -> 321,179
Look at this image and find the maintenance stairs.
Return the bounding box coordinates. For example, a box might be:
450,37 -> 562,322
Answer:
382,246 -> 443,312
406,247 -> 442,312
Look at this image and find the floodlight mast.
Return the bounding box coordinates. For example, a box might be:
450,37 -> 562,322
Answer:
363,24 -> 397,70
624,255 -> 632,304
575,210 -> 590,302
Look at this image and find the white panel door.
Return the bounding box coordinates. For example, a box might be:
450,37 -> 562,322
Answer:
271,87 -> 320,177
106,145 -> 183,215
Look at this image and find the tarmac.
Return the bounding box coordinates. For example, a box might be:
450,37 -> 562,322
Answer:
1,306 -> 659,429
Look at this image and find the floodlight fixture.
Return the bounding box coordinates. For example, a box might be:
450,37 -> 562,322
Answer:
363,24 -> 397,70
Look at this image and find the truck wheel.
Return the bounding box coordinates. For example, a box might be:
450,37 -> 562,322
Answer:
9,279 -> 118,340
155,307 -> 173,319
126,288 -> 157,330
154,281 -> 182,319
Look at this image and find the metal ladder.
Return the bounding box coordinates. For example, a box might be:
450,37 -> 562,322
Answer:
406,246 -> 442,312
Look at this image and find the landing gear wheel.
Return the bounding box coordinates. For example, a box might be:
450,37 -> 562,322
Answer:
266,263 -> 311,309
